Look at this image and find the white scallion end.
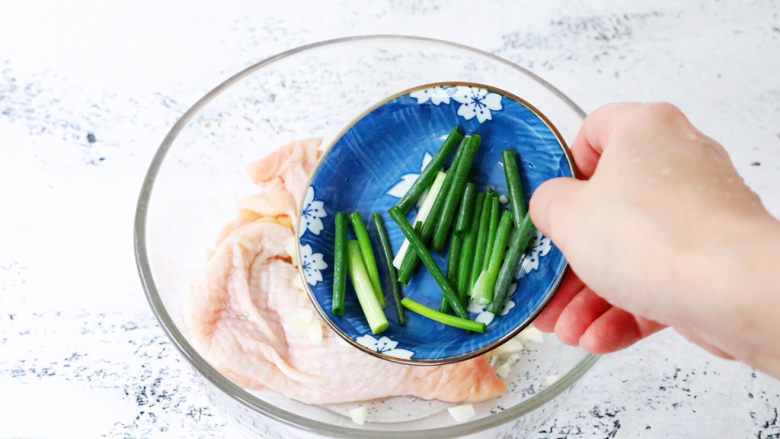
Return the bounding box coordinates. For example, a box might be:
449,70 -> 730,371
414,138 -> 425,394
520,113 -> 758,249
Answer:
471,295 -> 490,306
545,375 -> 560,385
307,321 -> 323,344
499,194 -> 509,204
416,187 -> 429,208
349,406 -> 368,425
491,337 -> 524,356
518,326 -> 544,343
285,237 -> 298,264
447,404 -> 476,423
292,309 -> 314,328
415,171 -> 447,223
392,171 -> 448,269
393,239 -> 409,269
467,300 -> 485,314
291,275 -> 306,293
495,361 -> 512,379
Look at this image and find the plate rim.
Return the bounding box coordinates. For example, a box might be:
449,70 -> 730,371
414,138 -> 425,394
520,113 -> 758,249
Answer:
297,80 -> 576,365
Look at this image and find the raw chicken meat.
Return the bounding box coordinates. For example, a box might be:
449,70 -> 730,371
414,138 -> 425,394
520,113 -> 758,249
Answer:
245,137 -> 322,208
185,138 -> 506,405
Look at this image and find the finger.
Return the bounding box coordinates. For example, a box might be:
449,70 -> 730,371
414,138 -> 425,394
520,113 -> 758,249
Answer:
553,287 -> 612,346
578,307 -> 665,354
528,177 -> 584,246
569,127 -> 601,179
534,270 -> 585,332
569,102 -> 641,178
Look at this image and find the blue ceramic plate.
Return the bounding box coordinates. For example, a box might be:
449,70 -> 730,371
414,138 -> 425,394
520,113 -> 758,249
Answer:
297,82 -> 573,365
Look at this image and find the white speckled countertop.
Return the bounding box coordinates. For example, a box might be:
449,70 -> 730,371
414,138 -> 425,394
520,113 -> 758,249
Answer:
2,1 -> 779,437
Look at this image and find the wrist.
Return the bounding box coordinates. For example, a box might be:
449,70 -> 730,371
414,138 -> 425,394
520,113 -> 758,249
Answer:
680,210 -> 780,377
731,214 -> 780,376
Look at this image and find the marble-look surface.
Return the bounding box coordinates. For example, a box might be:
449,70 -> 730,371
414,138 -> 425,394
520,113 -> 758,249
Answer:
1,0 -> 779,437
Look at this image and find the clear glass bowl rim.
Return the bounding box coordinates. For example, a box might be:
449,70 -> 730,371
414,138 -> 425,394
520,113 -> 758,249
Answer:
133,34 -> 599,438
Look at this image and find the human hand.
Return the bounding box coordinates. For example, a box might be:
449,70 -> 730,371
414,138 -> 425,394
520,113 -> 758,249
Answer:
530,103 -> 780,376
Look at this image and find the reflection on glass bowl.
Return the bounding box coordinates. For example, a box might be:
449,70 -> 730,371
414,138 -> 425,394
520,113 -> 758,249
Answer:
134,35 -> 597,438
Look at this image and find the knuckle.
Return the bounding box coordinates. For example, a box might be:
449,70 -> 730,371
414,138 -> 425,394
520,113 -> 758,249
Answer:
610,102 -> 693,140
643,102 -> 688,125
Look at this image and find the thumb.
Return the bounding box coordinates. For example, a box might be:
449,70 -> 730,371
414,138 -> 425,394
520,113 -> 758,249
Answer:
529,177 -> 586,248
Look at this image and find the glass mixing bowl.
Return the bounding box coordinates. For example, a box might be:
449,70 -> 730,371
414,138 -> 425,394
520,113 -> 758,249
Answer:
134,35 -> 597,438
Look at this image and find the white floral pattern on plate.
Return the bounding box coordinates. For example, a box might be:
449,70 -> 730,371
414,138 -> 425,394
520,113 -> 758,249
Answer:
517,231 -> 552,278
386,153 -> 432,199
469,298 -> 516,325
299,186 -> 327,237
355,334 -> 414,359
300,244 -> 327,286
409,86 -> 453,105
452,86 -> 503,123
408,85 -> 503,124
467,234 -> 553,323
